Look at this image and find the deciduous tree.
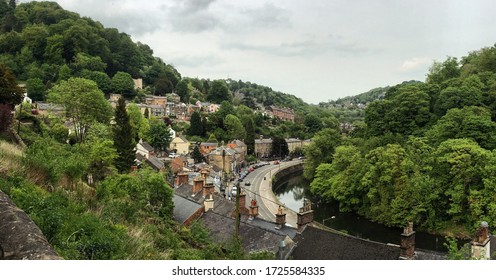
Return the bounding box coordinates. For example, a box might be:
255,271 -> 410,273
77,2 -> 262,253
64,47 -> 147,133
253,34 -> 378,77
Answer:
48,77 -> 112,143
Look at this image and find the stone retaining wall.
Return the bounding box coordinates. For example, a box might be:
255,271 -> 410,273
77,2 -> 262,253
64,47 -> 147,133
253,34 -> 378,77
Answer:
0,191 -> 62,260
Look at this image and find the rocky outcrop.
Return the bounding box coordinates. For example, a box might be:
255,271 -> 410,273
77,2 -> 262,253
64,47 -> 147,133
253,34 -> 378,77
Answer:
0,191 -> 62,260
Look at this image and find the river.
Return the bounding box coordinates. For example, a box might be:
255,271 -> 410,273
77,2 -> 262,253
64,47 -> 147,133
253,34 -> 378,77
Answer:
274,171 -> 460,252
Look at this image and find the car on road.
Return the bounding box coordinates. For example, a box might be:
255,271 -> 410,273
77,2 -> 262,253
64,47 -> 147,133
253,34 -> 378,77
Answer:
273,160 -> 280,165
244,181 -> 251,186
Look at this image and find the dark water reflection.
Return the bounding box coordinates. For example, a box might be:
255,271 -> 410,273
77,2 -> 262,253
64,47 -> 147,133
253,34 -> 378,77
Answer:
274,172 -> 461,252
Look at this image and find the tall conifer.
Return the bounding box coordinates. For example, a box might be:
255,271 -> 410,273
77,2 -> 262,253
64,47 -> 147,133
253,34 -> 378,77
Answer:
113,97 -> 135,173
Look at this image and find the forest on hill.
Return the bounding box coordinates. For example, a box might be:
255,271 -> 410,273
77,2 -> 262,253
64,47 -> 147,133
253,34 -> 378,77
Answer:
306,45 -> 496,236
3,0 -> 496,259
0,1 -> 310,112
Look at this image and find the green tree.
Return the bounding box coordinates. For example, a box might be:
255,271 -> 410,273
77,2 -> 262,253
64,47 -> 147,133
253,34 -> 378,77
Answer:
303,128 -> 342,179
432,139 -> 493,224
126,103 -> 143,140
310,145 -> 367,212
0,104 -> 13,132
49,123 -> 69,143
208,80 -> 231,103
426,57 -> 460,85
192,145 -> 204,163
426,106 -> 496,150
188,111 -> 204,137
57,64 -> 71,82
0,63 -> 23,105
111,71 -> 134,95
72,53 -> 107,73
175,79 -> 190,103
113,97 -> 135,173
81,70 -> 111,93
26,77 -> 46,101
304,114 -> 323,135
244,117 -> 255,154
48,78 -> 112,143
144,107 -> 150,119
147,119 -> 172,156
224,114 -> 246,141
271,135 -> 288,158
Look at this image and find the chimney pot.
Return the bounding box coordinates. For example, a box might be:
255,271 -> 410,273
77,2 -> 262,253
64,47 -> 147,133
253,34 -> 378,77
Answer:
400,222 -> 416,260
275,206 -> 286,229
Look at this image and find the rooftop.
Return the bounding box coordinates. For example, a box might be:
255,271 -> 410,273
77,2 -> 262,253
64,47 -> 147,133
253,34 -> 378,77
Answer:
172,194 -> 203,224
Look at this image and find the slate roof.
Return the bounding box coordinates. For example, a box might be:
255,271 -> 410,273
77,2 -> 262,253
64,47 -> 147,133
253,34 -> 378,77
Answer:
146,156 -> 164,171
291,226 -> 401,260
209,147 -> 236,156
255,139 -> 273,144
231,140 -> 247,147
414,249 -> 447,260
201,142 -> 218,147
172,194 -> 203,224
202,211 -> 293,255
140,141 -> 154,152
175,185 -> 235,217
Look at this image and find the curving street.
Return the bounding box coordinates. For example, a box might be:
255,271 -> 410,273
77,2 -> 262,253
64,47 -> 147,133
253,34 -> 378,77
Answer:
235,160 -> 302,227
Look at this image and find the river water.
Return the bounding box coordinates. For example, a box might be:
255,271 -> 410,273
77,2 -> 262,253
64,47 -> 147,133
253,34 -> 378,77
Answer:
274,172 -> 458,252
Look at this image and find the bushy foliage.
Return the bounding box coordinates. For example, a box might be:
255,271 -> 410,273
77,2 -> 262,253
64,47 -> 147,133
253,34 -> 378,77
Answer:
310,44 -> 496,233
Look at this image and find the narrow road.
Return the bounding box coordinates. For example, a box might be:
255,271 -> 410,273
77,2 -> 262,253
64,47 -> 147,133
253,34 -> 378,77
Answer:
240,160 -> 302,227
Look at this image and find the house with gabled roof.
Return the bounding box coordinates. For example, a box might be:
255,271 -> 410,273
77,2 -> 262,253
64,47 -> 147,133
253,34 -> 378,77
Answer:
136,140 -> 155,159
170,135 -> 190,155
200,142 -> 218,155
207,147 -> 237,174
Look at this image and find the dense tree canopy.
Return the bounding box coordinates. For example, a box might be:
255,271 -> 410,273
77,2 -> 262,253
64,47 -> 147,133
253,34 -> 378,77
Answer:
311,44 -> 496,232
0,1 -> 180,96
47,77 -> 112,143
0,63 -> 22,104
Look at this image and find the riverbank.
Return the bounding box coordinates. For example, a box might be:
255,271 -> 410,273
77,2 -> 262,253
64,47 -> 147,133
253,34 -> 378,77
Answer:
273,171 -> 472,252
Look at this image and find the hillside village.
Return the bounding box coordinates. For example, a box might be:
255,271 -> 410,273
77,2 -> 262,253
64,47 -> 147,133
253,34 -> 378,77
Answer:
24,78 -> 308,178
4,1 -> 496,262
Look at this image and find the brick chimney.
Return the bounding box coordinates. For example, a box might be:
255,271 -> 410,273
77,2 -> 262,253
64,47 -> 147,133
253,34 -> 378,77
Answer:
297,199 -> 314,232
237,192 -> 248,215
203,182 -> 215,198
275,206 -> 286,229
175,172 -> 189,186
193,177 -> 204,194
249,199 -> 259,220
201,169 -> 209,181
400,222 -> 415,260
471,221 -> 490,260
204,194 -> 214,212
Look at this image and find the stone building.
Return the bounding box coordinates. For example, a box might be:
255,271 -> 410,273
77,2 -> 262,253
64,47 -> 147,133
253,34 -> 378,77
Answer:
254,136 -> 273,158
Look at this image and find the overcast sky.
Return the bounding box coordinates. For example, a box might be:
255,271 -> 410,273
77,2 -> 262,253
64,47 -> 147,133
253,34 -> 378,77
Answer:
20,0 -> 496,104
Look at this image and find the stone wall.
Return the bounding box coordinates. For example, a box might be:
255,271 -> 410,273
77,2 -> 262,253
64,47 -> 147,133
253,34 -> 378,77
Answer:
0,191 -> 62,260
273,163 -> 304,183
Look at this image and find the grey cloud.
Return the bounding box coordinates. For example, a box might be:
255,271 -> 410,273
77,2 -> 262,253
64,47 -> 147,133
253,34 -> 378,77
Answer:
42,0 -> 164,34
241,3 -> 292,29
327,33 -> 383,56
165,0 -> 221,33
224,40 -> 326,57
171,54 -> 225,67
180,0 -> 217,14
223,37 -> 380,58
